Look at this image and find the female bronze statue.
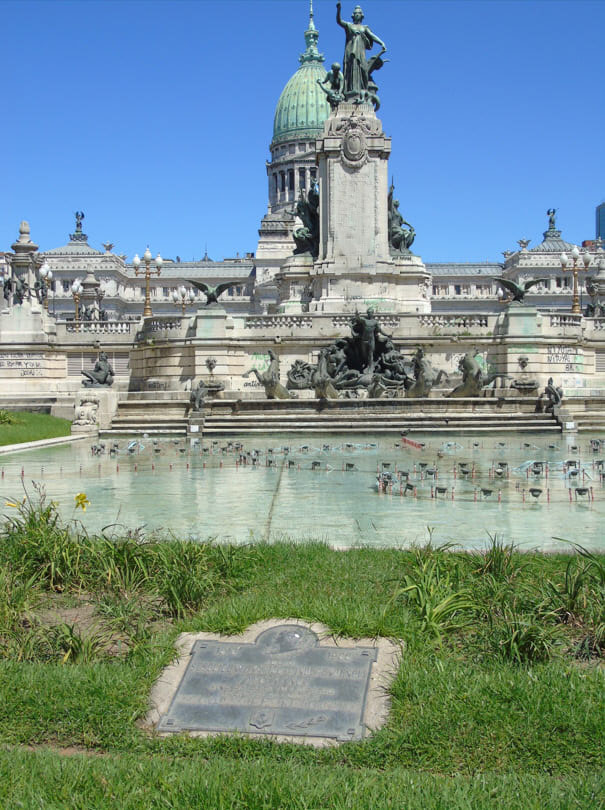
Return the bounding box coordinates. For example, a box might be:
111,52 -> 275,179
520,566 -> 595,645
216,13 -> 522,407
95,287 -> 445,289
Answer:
336,3 -> 386,102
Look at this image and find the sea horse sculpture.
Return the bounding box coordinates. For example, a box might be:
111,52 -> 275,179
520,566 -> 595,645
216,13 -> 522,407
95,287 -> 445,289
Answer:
243,350 -> 291,399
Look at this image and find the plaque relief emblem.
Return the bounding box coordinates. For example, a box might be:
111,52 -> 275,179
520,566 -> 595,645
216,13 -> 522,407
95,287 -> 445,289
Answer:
341,124 -> 368,169
249,711 -> 274,730
158,624 -> 378,741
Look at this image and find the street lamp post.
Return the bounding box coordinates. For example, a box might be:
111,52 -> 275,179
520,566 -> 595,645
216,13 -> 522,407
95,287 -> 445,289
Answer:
39,262 -> 53,311
171,285 -> 196,315
71,280 -> 83,329
560,246 -> 591,315
133,247 -> 162,317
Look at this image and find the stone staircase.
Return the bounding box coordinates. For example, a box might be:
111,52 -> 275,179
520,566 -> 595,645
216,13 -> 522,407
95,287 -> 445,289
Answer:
201,397 -> 560,436
99,397 -> 189,438
100,395 -> 562,438
557,397 -> 605,433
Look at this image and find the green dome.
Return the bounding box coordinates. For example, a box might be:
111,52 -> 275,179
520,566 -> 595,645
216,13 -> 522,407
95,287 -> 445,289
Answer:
272,18 -> 330,144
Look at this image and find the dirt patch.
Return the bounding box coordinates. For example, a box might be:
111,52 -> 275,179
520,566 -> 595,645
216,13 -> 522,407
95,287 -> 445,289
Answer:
37,597 -> 97,634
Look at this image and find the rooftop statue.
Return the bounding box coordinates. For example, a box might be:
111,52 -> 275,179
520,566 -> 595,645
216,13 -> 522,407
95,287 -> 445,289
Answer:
317,62 -> 345,110
336,2 -> 386,105
494,277 -> 548,304
547,208 -> 557,229
74,211 -> 85,233
189,280 -> 238,305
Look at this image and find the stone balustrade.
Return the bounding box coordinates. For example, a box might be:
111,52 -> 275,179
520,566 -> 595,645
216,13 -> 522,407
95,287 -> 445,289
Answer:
549,314 -> 583,328
584,317 -> 605,332
244,315 -> 314,330
59,320 -> 133,334
145,318 -> 185,332
417,313 -> 491,330
55,320 -> 136,346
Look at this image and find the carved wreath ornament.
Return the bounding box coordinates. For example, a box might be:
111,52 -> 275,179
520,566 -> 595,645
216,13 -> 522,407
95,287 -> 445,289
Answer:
341,122 -> 368,169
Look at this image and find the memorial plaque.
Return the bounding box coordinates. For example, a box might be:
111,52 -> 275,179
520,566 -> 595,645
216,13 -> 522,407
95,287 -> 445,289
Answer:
158,624 -> 377,741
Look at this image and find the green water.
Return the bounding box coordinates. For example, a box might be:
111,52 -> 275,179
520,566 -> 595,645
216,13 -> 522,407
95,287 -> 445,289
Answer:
0,433 -> 603,551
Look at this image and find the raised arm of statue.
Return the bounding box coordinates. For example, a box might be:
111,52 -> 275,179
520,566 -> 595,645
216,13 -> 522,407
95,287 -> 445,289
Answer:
336,2 -> 344,28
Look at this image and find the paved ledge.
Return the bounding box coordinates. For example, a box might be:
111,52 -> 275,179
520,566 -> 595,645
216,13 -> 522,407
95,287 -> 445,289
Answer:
0,434 -> 88,456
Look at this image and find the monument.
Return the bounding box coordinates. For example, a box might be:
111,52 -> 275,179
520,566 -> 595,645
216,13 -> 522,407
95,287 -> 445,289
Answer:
276,3 -> 431,315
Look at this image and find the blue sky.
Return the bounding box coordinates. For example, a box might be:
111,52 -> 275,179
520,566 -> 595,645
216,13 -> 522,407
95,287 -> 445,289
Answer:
2,0 -> 603,263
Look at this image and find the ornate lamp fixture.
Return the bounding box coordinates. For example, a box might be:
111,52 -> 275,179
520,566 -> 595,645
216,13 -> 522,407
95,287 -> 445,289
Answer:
171,285 -> 196,315
132,247 -> 162,317
71,279 -> 83,327
560,246 -> 591,315
38,262 -> 53,310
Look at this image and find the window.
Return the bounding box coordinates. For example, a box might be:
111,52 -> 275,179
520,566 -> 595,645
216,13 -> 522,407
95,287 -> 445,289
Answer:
62,280 -> 70,293
288,169 -> 295,191
163,287 -> 169,297
454,285 -> 461,295
299,168 -> 306,189
280,172 -> 285,192
273,174 -> 278,194
310,168 -> 317,181
140,287 -> 146,297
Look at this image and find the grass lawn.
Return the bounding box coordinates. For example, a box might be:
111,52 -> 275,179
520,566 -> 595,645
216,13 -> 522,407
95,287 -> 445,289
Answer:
0,410 -> 71,447
0,494 -> 603,808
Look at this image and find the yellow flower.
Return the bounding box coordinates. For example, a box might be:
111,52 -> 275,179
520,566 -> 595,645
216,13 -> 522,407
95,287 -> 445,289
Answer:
74,493 -> 90,512
4,501 -> 19,508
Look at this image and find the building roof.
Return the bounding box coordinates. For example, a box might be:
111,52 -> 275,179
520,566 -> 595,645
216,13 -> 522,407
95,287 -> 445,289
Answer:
427,263 -> 502,277
133,261 -> 254,281
529,227 -> 575,253
42,231 -> 103,257
272,9 -> 329,144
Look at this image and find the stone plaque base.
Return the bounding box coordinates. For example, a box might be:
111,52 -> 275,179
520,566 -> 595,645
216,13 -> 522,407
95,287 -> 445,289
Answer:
146,620 -> 401,746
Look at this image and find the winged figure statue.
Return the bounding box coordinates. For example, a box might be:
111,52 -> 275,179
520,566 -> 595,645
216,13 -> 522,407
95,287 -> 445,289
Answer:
189,280 -> 239,305
493,277 -> 548,304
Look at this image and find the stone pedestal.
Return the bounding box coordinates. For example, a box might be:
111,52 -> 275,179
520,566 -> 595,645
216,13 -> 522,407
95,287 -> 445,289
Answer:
194,306 -> 230,339
71,387 -> 119,433
307,103 -> 430,314
308,254 -> 431,313
489,305 -> 543,382
316,103 -> 391,266
0,301 -> 56,345
275,254 -> 314,313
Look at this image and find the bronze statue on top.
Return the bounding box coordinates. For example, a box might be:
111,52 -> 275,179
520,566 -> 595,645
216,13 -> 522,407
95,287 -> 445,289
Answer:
336,3 -> 387,106
317,63 -> 345,109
